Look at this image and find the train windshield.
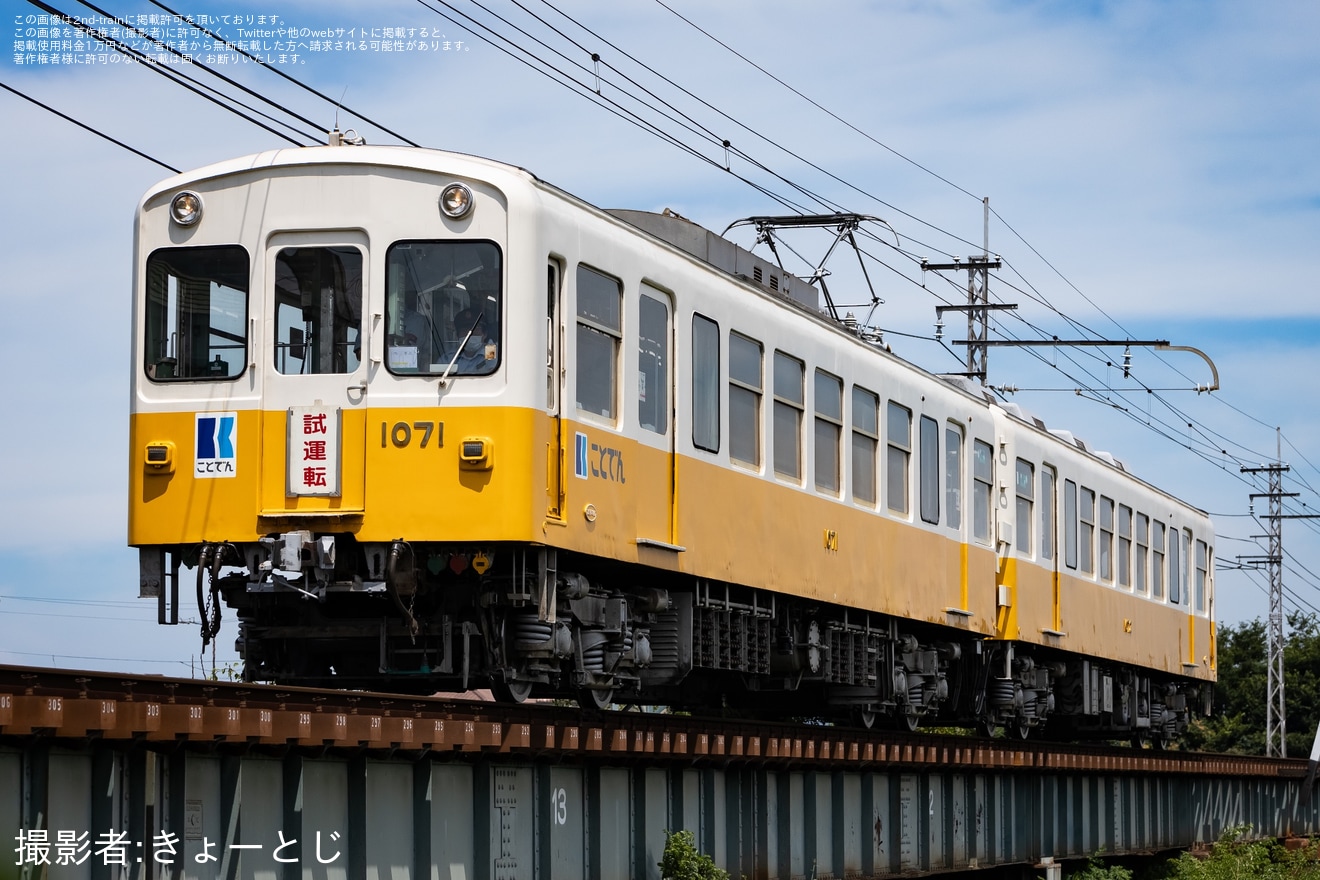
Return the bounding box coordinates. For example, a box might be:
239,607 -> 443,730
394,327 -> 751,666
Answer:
143,245 -> 249,381
384,240 -> 502,376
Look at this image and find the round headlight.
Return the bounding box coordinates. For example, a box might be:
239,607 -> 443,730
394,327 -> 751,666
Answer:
439,183 -> 474,219
170,191 -> 203,226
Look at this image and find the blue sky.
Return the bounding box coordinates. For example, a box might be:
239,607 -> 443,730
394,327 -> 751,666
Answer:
2,0 -> 1319,676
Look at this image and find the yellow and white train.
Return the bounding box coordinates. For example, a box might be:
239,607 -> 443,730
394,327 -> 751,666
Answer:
130,143 -> 1214,740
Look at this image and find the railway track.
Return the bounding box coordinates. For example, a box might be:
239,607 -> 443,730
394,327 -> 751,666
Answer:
0,664 -> 1296,779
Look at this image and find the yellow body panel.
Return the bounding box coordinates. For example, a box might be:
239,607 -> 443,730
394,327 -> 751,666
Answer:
131,402 -> 1212,681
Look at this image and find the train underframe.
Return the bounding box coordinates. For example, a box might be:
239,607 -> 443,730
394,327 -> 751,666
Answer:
168,533 -> 1209,744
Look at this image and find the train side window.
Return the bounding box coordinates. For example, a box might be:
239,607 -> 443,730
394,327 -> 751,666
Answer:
1135,513 -> 1149,594
852,387 -> 879,505
1185,530 -> 1194,607
972,439 -> 992,543
919,416 -> 940,524
575,265 -> 622,419
815,371 -> 843,494
886,403 -> 912,514
1064,479 -> 1078,569
547,263 -> 559,410
1195,539 -> 1209,613
1079,488 -> 1095,574
945,425 -> 963,530
1015,459 -> 1033,554
773,352 -> 805,481
1040,466 -> 1056,561
1168,528 -> 1183,604
1118,505 -> 1133,589
144,245 -> 249,381
637,290 -> 669,434
1098,496 -> 1114,582
1152,520 -> 1166,600
729,333 -> 762,467
691,314 -> 720,453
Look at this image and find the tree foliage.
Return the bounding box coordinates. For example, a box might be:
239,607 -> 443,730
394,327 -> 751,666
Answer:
659,830 -> 727,880
1150,826 -> 1320,880
1181,614 -> 1320,755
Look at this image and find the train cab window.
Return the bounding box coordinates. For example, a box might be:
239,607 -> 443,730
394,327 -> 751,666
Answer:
919,416 -> 940,524
637,290 -> 669,434
1098,496 -> 1114,582
1078,487 -> 1095,574
1135,513 -> 1149,594
1064,479 -> 1078,569
1015,459 -> 1033,554
945,425 -> 963,530
384,240 -> 502,377
773,352 -> 805,481
816,372 -> 843,494
1196,539 -> 1209,613
852,387 -> 879,505
274,246 -> 362,375
729,333 -> 762,467
886,403 -> 912,514
1040,466 -> 1056,561
575,265 -> 621,417
972,439 -> 992,543
144,245 -> 249,381
1118,505 -> 1133,588
1152,520 -> 1166,600
691,314 -> 720,453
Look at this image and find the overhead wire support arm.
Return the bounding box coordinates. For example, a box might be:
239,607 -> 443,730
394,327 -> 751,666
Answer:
923,254 -> 1005,385
946,339 -> 1221,394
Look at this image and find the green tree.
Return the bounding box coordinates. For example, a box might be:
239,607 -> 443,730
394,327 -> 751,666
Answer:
1182,614 -> 1320,755
659,830 -> 727,880
1153,825 -> 1320,880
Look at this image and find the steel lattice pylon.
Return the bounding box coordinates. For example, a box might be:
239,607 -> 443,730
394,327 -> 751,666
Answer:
1243,457 -> 1293,757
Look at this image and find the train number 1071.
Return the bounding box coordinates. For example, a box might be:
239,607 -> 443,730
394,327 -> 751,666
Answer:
380,421 -> 445,449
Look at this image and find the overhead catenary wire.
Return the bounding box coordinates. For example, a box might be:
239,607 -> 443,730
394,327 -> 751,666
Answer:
25,0 -> 312,146
144,0 -> 424,147
0,78 -> 179,172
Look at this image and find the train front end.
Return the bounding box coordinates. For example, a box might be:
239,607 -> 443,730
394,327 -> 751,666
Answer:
129,146 -> 550,689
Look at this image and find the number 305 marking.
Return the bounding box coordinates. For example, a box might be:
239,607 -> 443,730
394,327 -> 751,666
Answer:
381,421 -> 445,449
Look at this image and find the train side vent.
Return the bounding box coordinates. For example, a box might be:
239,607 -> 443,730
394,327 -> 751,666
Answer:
753,266 -> 763,284
770,274 -> 780,291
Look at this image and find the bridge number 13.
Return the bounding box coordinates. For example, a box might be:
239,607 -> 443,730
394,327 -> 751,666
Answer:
551,787 -> 568,825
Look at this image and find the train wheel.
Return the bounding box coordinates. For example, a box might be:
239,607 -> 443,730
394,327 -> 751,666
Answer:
1010,721 -> 1031,741
900,713 -> 919,733
975,717 -> 997,738
491,678 -> 534,704
856,707 -> 878,730
577,688 -> 614,711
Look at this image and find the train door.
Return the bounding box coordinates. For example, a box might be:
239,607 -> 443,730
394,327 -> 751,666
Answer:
259,232 -> 369,515
635,285 -> 677,546
546,260 -> 567,521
